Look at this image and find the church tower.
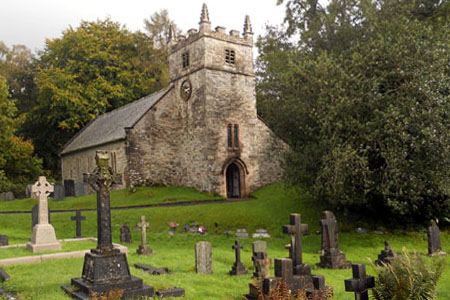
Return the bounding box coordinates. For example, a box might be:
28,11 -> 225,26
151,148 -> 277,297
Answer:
166,4 -> 263,198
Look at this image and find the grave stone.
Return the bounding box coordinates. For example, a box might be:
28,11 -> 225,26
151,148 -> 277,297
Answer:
137,216 -> 153,255
251,241 -> 271,280
71,210 -> 86,238
26,176 -> 61,253
52,185 -> 65,201
0,192 -> 14,201
317,210 -> 352,269
427,220 -> 446,256
27,184 -> 39,199
236,228 -> 248,239
246,213 -> 332,300
156,287 -> 185,298
252,228 -> 271,238
0,235 -> 8,246
375,241 -> 398,265
195,241 -> 212,274
120,224 -> 132,244
134,263 -> 169,275
74,181 -> 85,197
61,151 -> 154,299
64,179 -> 75,197
306,275 -> 332,299
229,240 -> 248,275
31,204 -> 51,231
0,268 -> 9,282
345,264 -> 375,300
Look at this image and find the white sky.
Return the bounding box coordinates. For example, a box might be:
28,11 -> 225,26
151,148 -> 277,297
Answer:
0,0 -> 287,53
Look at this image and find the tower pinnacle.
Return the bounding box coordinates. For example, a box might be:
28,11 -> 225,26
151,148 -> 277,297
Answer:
244,15 -> 253,35
200,3 -> 210,24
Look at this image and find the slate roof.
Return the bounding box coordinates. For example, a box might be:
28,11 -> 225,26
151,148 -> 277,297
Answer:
60,86 -> 172,155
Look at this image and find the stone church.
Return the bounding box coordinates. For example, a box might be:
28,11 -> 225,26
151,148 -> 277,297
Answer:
60,5 -> 286,198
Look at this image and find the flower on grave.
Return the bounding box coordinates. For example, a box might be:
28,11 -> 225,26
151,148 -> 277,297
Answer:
183,224 -> 189,232
191,222 -> 196,227
169,221 -> 179,228
198,226 -> 206,233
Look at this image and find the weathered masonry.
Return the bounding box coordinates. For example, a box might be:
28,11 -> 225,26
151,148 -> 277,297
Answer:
60,4 -> 287,198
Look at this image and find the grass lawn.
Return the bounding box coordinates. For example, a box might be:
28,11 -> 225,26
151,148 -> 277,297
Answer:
0,186 -> 223,212
0,183 -> 448,300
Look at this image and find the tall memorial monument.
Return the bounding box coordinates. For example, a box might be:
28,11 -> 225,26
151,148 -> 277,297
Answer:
62,151 -> 153,299
27,176 -> 61,253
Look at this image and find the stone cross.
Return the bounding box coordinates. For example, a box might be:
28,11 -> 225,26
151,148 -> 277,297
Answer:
320,211 -> 339,250
138,216 -> 150,246
344,264 -> 375,300
84,151 -> 121,251
427,220 -> 446,256
71,210 -> 86,238
233,240 -> 243,264
32,176 -> 53,225
282,213 -> 308,268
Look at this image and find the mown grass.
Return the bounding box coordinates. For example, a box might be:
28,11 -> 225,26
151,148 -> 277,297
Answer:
0,186 -> 223,212
0,183 -> 448,300
0,240 -> 97,260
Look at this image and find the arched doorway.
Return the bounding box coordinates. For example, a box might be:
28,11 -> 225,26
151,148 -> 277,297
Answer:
226,163 -> 241,198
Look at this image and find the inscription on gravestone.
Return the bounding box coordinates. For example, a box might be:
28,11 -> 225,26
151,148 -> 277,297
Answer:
32,204 -> 51,231
195,241 -> 212,274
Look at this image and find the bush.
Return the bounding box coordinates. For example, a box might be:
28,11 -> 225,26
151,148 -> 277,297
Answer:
258,281 -> 333,300
371,249 -> 446,300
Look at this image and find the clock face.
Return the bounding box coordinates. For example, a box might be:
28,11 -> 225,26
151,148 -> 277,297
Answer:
180,80 -> 192,101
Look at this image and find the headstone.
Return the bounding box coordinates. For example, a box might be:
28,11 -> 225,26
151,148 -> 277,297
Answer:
136,216 -> 153,255
61,151 -> 154,299
189,222 -> 197,234
0,192 -> 14,201
26,176 -> 61,253
252,228 -> 271,238
31,204 -> 51,231
345,264 -> 375,300
316,210 -> 352,269
26,184 -> 37,199
251,241 -> 271,280
0,268 -> 10,282
134,263 -> 169,275
52,185 -> 65,201
375,241 -> 398,265
74,181 -> 85,197
71,210 -> 86,238
64,179 -> 75,197
306,275 -> 332,299
156,287 -> 185,298
0,235 -> 8,246
246,213 -> 332,300
229,240 -> 248,275
195,241 -> 212,274
120,224 -> 132,243
427,220 -> 446,256
236,228 -> 248,239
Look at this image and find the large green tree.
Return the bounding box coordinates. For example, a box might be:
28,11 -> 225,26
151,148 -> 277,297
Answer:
0,76 -> 43,193
258,0 -> 450,222
24,19 -> 170,175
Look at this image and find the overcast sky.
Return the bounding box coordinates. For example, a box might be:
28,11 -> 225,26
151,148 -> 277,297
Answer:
0,0 -> 287,53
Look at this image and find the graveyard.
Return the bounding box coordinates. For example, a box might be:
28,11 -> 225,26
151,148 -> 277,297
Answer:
0,181 -> 449,299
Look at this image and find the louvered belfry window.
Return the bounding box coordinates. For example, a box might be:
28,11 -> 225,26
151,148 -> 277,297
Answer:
225,49 -> 235,64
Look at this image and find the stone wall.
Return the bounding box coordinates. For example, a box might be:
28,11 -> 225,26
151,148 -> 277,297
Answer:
61,141 -> 127,191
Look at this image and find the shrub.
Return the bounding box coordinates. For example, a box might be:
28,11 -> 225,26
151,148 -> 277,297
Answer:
371,249 -> 446,300
258,280 -> 333,300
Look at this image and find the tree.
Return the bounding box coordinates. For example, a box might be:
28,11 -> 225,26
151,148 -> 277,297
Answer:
143,9 -> 181,49
258,0 -> 450,223
0,42 -> 37,114
24,19 -> 169,175
0,75 -> 43,193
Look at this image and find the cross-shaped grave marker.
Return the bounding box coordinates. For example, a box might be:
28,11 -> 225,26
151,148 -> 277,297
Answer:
27,176 -> 61,253
282,213 -> 309,274
137,216 -> 153,255
71,210 -> 86,238
230,240 -> 248,275
344,264 -> 375,300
